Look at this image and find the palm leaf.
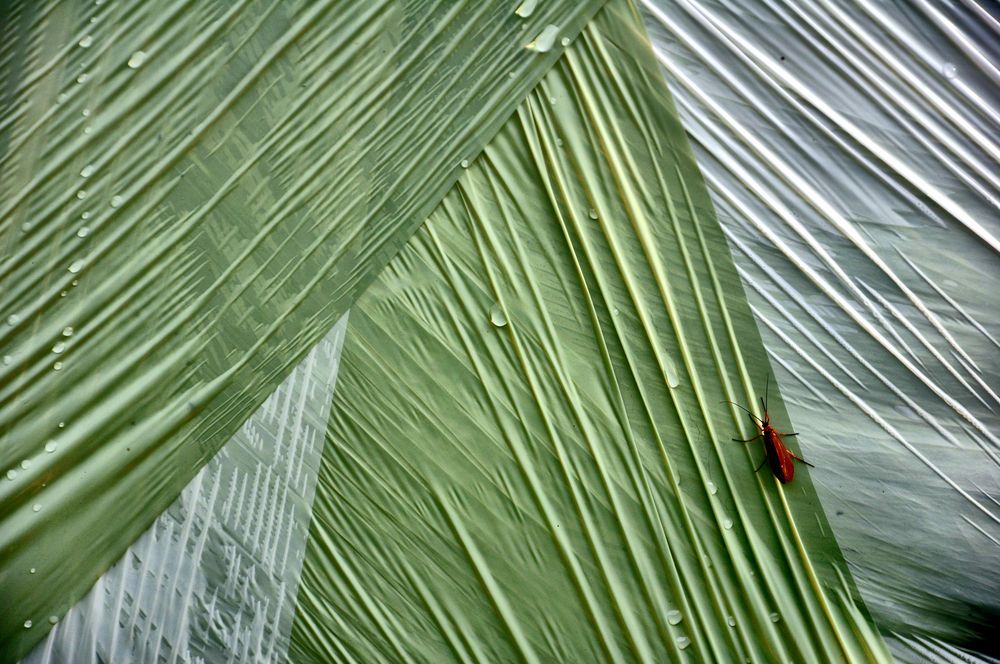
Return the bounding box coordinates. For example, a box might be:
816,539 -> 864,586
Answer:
289,2 -> 885,660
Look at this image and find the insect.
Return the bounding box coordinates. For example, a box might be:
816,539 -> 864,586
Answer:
726,377 -> 813,484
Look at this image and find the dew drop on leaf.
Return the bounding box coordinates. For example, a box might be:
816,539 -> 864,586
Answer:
526,24 -> 559,53
490,302 -> 508,328
127,51 -> 147,69
514,0 -> 537,18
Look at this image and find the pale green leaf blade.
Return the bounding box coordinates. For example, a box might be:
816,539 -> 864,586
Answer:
290,2 -> 889,660
0,1 -> 603,658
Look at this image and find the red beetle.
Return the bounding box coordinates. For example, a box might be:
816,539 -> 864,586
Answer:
726,377 -> 813,483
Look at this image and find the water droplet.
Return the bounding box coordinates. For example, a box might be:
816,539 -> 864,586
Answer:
665,357 -> 680,388
110,194 -> 123,208
83,125 -> 93,135
57,93 -> 69,104
48,615 -> 59,625
526,24 -> 560,53
20,459 -> 31,470
76,72 -> 89,84
508,71 -> 515,79
6,314 -> 20,326
62,326 -> 74,336
68,259 -> 84,273
561,37 -> 570,47
770,612 -> 781,623
60,291 -> 68,297
77,226 -> 90,238
82,211 -> 91,220
676,635 -> 690,650
21,222 -> 32,232
127,51 -> 147,69
29,567 -> 36,574
588,208 -> 598,219
723,517 -> 733,529
941,62 -> 957,79
79,35 -> 93,48
53,362 -> 64,371
58,421 -> 65,428
90,16 -> 98,23
76,190 -> 87,200
45,441 -> 58,453
52,341 -> 66,354
666,610 -> 683,625
555,137 -> 563,147
6,469 -> 17,481
514,0 -> 537,18
549,96 -> 556,105
707,480 -> 718,495
727,615 -> 736,627
460,159 -> 470,169
71,279 -> 79,286
2,355 -> 11,365
489,302 -> 508,328
82,108 -> 91,118
80,164 -> 95,178
32,503 -> 41,512
613,307 -> 620,316
24,620 -> 32,629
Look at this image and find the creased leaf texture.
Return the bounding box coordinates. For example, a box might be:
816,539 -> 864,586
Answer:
640,0 -> 1000,659
0,0 -> 601,659
289,3 -> 888,662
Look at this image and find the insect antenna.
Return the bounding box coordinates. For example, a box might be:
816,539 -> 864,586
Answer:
721,400 -> 764,424
761,374 -> 770,415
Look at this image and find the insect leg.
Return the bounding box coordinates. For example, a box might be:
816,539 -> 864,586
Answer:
791,452 -> 814,468
754,457 -> 768,472
783,432 -> 799,437
732,434 -> 763,443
